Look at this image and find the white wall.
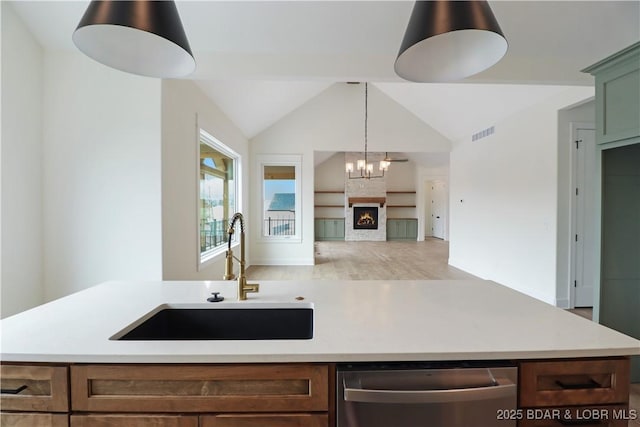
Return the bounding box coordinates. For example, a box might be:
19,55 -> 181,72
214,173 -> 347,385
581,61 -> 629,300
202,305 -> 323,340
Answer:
161,79 -> 250,280
556,100 -> 595,308
449,87 -> 594,305
42,52 -> 163,301
314,152 -> 346,220
1,3 -> 44,317
251,83 -> 451,264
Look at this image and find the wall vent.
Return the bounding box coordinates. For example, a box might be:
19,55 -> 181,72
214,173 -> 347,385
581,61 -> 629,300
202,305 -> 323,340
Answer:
472,126 -> 495,142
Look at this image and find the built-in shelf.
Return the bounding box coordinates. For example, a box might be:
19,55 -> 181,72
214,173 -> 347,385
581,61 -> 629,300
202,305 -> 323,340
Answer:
316,204 -> 415,208
315,191 -> 416,209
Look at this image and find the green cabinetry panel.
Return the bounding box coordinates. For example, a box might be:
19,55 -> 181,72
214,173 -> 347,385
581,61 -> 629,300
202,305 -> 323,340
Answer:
315,218 -> 345,241
387,219 -> 418,241
583,42 -> 640,382
583,42 -> 640,145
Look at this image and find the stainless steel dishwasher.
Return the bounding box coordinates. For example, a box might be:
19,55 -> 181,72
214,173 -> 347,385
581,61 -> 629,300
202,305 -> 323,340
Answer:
337,362 -> 518,427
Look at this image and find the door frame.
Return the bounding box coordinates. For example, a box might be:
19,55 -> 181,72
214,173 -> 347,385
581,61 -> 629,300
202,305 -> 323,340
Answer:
417,173 -> 449,242
430,180 -> 447,240
569,122 -> 596,309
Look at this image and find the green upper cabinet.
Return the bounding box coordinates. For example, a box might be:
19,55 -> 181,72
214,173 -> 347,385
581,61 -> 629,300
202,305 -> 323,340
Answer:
583,42 -> 640,382
583,42 -> 640,145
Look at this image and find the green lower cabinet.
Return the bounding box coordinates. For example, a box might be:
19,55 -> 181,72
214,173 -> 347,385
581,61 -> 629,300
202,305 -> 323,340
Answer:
387,219 -> 418,241
315,218 -> 345,241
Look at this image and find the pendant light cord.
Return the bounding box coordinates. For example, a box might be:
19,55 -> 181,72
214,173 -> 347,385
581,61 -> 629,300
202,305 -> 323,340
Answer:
364,82 -> 368,166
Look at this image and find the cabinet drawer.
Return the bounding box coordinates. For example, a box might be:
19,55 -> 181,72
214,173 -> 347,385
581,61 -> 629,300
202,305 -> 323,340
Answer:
517,405 -> 630,426
201,413 -> 328,427
0,412 -> 68,427
519,358 -> 630,407
0,364 -> 69,412
71,364 -> 329,413
70,415 -> 198,427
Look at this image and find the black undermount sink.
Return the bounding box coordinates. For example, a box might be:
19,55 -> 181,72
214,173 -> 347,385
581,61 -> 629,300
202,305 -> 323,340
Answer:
112,303 -> 314,341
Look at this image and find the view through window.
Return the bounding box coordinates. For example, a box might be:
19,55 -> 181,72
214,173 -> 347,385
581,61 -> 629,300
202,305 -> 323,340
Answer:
263,165 -> 296,237
199,131 -> 238,263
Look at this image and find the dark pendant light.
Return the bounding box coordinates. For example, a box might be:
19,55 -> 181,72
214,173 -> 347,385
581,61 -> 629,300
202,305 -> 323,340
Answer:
395,1 -> 507,82
73,0 -> 195,78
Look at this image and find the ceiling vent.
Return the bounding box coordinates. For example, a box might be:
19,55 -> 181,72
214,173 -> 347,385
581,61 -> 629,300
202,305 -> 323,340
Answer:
472,126 -> 495,142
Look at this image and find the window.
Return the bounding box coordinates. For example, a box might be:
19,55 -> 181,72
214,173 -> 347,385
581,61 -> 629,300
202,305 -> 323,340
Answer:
199,130 -> 239,264
259,155 -> 301,240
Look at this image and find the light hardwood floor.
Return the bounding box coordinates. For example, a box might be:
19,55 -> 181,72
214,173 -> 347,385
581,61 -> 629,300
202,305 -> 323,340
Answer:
248,240 -> 639,425
246,238 -> 478,280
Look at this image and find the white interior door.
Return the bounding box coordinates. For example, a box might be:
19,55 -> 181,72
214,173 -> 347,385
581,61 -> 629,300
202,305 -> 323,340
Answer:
431,181 -> 446,240
572,127 -> 596,308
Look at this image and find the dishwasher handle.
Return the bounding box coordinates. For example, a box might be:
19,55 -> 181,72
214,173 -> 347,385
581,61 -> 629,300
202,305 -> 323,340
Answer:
343,377 -> 516,404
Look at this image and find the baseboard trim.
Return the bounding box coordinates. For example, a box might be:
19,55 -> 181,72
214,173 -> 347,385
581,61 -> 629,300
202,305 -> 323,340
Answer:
250,258 -> 315,266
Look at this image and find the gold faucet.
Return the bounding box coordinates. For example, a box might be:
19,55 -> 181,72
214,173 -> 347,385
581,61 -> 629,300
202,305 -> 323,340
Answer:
223,213 -> 259,300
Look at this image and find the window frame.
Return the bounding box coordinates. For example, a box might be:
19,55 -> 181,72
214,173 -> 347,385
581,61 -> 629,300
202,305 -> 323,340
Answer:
197,129 -> 241,269
257,154 -> 302,242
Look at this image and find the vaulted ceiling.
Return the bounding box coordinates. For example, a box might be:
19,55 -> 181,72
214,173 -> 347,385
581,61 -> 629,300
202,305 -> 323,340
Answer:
11,1 -> 640,144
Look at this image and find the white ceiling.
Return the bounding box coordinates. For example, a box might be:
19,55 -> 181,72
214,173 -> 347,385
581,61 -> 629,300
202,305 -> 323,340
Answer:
10,1 -> 640,150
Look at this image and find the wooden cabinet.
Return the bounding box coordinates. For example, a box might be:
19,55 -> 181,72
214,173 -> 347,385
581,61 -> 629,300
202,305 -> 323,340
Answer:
70,415 -> 198,427
518,358 -> 631,427
314,218 -> 345,241
1,364 -> 70,427
201,414 -> 329,427
386,218 -> 417,240
1,358 -> 633,427
70,364 -> 329,426
0,413 -> 68,427
0,364 -> 69,412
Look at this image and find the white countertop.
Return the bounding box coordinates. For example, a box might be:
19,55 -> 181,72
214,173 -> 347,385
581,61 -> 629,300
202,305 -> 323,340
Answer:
1,280 -> 638,363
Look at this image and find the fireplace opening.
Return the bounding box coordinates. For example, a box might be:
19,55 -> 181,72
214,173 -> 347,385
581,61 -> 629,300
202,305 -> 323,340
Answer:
353,207 -> 378,230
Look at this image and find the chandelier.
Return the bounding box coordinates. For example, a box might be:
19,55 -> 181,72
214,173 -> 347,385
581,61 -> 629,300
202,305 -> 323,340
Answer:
345,83 -> 390,179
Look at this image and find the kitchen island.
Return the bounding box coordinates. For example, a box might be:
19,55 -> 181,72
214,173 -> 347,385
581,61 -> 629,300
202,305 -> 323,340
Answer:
1,279 -> 639,426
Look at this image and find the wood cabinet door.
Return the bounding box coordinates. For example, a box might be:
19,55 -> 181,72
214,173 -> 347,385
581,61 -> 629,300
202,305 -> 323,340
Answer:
201,413 -> 328,427
71,364 -> 329,413
0,364 -> 69,412
519,358 -> 630,407
70,415 -> 198,427
0,412 -> 68,427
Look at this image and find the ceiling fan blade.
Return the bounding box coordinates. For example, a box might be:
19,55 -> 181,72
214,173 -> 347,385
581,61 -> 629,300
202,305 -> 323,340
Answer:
384,152 -> 409,162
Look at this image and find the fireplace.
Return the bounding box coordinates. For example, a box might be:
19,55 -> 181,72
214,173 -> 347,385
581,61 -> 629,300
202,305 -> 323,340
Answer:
353,206 -> 378,230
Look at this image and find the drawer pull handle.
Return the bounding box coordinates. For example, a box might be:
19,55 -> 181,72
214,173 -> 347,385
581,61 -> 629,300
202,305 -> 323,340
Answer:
555,379 -> 601,389
1,385 -> 28,394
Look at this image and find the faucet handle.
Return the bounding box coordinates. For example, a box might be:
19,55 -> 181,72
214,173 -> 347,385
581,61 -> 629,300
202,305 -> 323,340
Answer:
223,249 -> 236,280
